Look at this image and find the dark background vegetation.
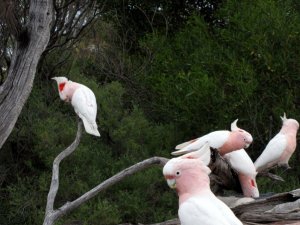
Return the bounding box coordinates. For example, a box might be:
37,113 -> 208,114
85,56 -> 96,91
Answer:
1,0 -> 300,224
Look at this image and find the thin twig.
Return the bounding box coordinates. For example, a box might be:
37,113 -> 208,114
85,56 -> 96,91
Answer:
258,171 -> 284,182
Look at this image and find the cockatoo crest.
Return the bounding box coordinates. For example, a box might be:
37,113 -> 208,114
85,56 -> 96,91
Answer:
280,112 -> 287,122
231,119 -> 239,131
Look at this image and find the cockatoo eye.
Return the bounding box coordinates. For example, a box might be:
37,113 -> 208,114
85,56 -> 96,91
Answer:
176,171 -> 181,176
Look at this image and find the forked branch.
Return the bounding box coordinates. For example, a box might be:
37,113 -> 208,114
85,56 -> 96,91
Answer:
43,122 -> 168,225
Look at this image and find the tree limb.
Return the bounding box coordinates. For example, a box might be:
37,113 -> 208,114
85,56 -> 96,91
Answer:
45,120 -> 83,214
43,132 -> 169,225
53,156 -> 168,220
257,172 -> 284,182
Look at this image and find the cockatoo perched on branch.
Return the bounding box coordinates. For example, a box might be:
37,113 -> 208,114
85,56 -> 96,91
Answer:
52,77 -> 100,137
224,149 -> 259,198
163,144 -> 243,225
172,119 -> 253,156
254,113 -> 299,172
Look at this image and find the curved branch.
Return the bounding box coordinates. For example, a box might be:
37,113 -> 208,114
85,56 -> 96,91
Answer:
45,120 -> 83,213
54,156 -> 168,220
43,140 -> 168,225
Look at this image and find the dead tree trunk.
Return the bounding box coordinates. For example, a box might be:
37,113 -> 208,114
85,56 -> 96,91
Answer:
0,0 -> 53,149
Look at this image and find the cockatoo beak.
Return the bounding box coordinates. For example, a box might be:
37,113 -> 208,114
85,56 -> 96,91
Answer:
166,179 -> 176,189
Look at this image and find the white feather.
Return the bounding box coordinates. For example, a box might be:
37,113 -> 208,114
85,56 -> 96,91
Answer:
179,194 -> 243,225
224,149 -> 257,176
172,131 -> 230,155
71,85 -> 100,137
254,133 -> 287,171
180,143 -> 211,166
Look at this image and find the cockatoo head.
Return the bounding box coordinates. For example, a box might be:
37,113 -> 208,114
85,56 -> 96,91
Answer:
52,77 -> 68,90
280,113 -> 299,134
163,143 -> 211,192
231,119 -> 253,149
238,174 -> 259,198
52,77 -> 69,101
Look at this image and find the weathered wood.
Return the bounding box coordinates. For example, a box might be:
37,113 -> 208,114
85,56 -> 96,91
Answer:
0,0 -> 53,149
232,189 -> 300,224
43,121 -> 83,225
258,172 -> 285,182
53,156 -> 169,220
118,189 -> 300,225
209,148 -> 242,194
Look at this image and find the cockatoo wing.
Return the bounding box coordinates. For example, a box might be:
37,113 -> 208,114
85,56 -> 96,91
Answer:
175,138 -> 199,150
180,143 -> 211,166
210,195 -> 244,225
254,133 -> 287,172
224,149 -> 257,176
172,131 -> 230,155
179,195 -> 242,225
71,85 -> 100,136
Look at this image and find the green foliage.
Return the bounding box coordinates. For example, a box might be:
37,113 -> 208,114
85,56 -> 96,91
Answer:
139,0 -> 300,150
1,0 -> 300,224
0,78 -> 178,225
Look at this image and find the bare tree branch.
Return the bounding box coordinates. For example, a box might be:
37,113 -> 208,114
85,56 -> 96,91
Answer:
43,130 -> 168,225
55,156 -> 168,218
45,120 -> 83,214
258,172 -> 284,182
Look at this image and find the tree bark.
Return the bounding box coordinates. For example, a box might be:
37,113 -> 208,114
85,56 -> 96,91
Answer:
43,121 -> 83,225
0,0 -> 53,149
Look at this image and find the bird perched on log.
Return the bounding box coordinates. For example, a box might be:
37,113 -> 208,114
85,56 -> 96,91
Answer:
172,119 -> 253,156
52,77 -> 100,137
254,113 -> 299,172
224,149 -> 259,198
163,144 -> 243,225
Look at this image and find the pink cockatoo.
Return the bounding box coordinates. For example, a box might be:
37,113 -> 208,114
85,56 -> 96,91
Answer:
163,143 -> 243,225
254,113 -> 299,172
52,77 -> 100,137
172,119 -> 253,156
224,149 -> 259,198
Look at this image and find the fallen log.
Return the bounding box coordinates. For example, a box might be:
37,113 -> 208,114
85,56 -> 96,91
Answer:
118,189 -> 300,225
232,189 -> 300,224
